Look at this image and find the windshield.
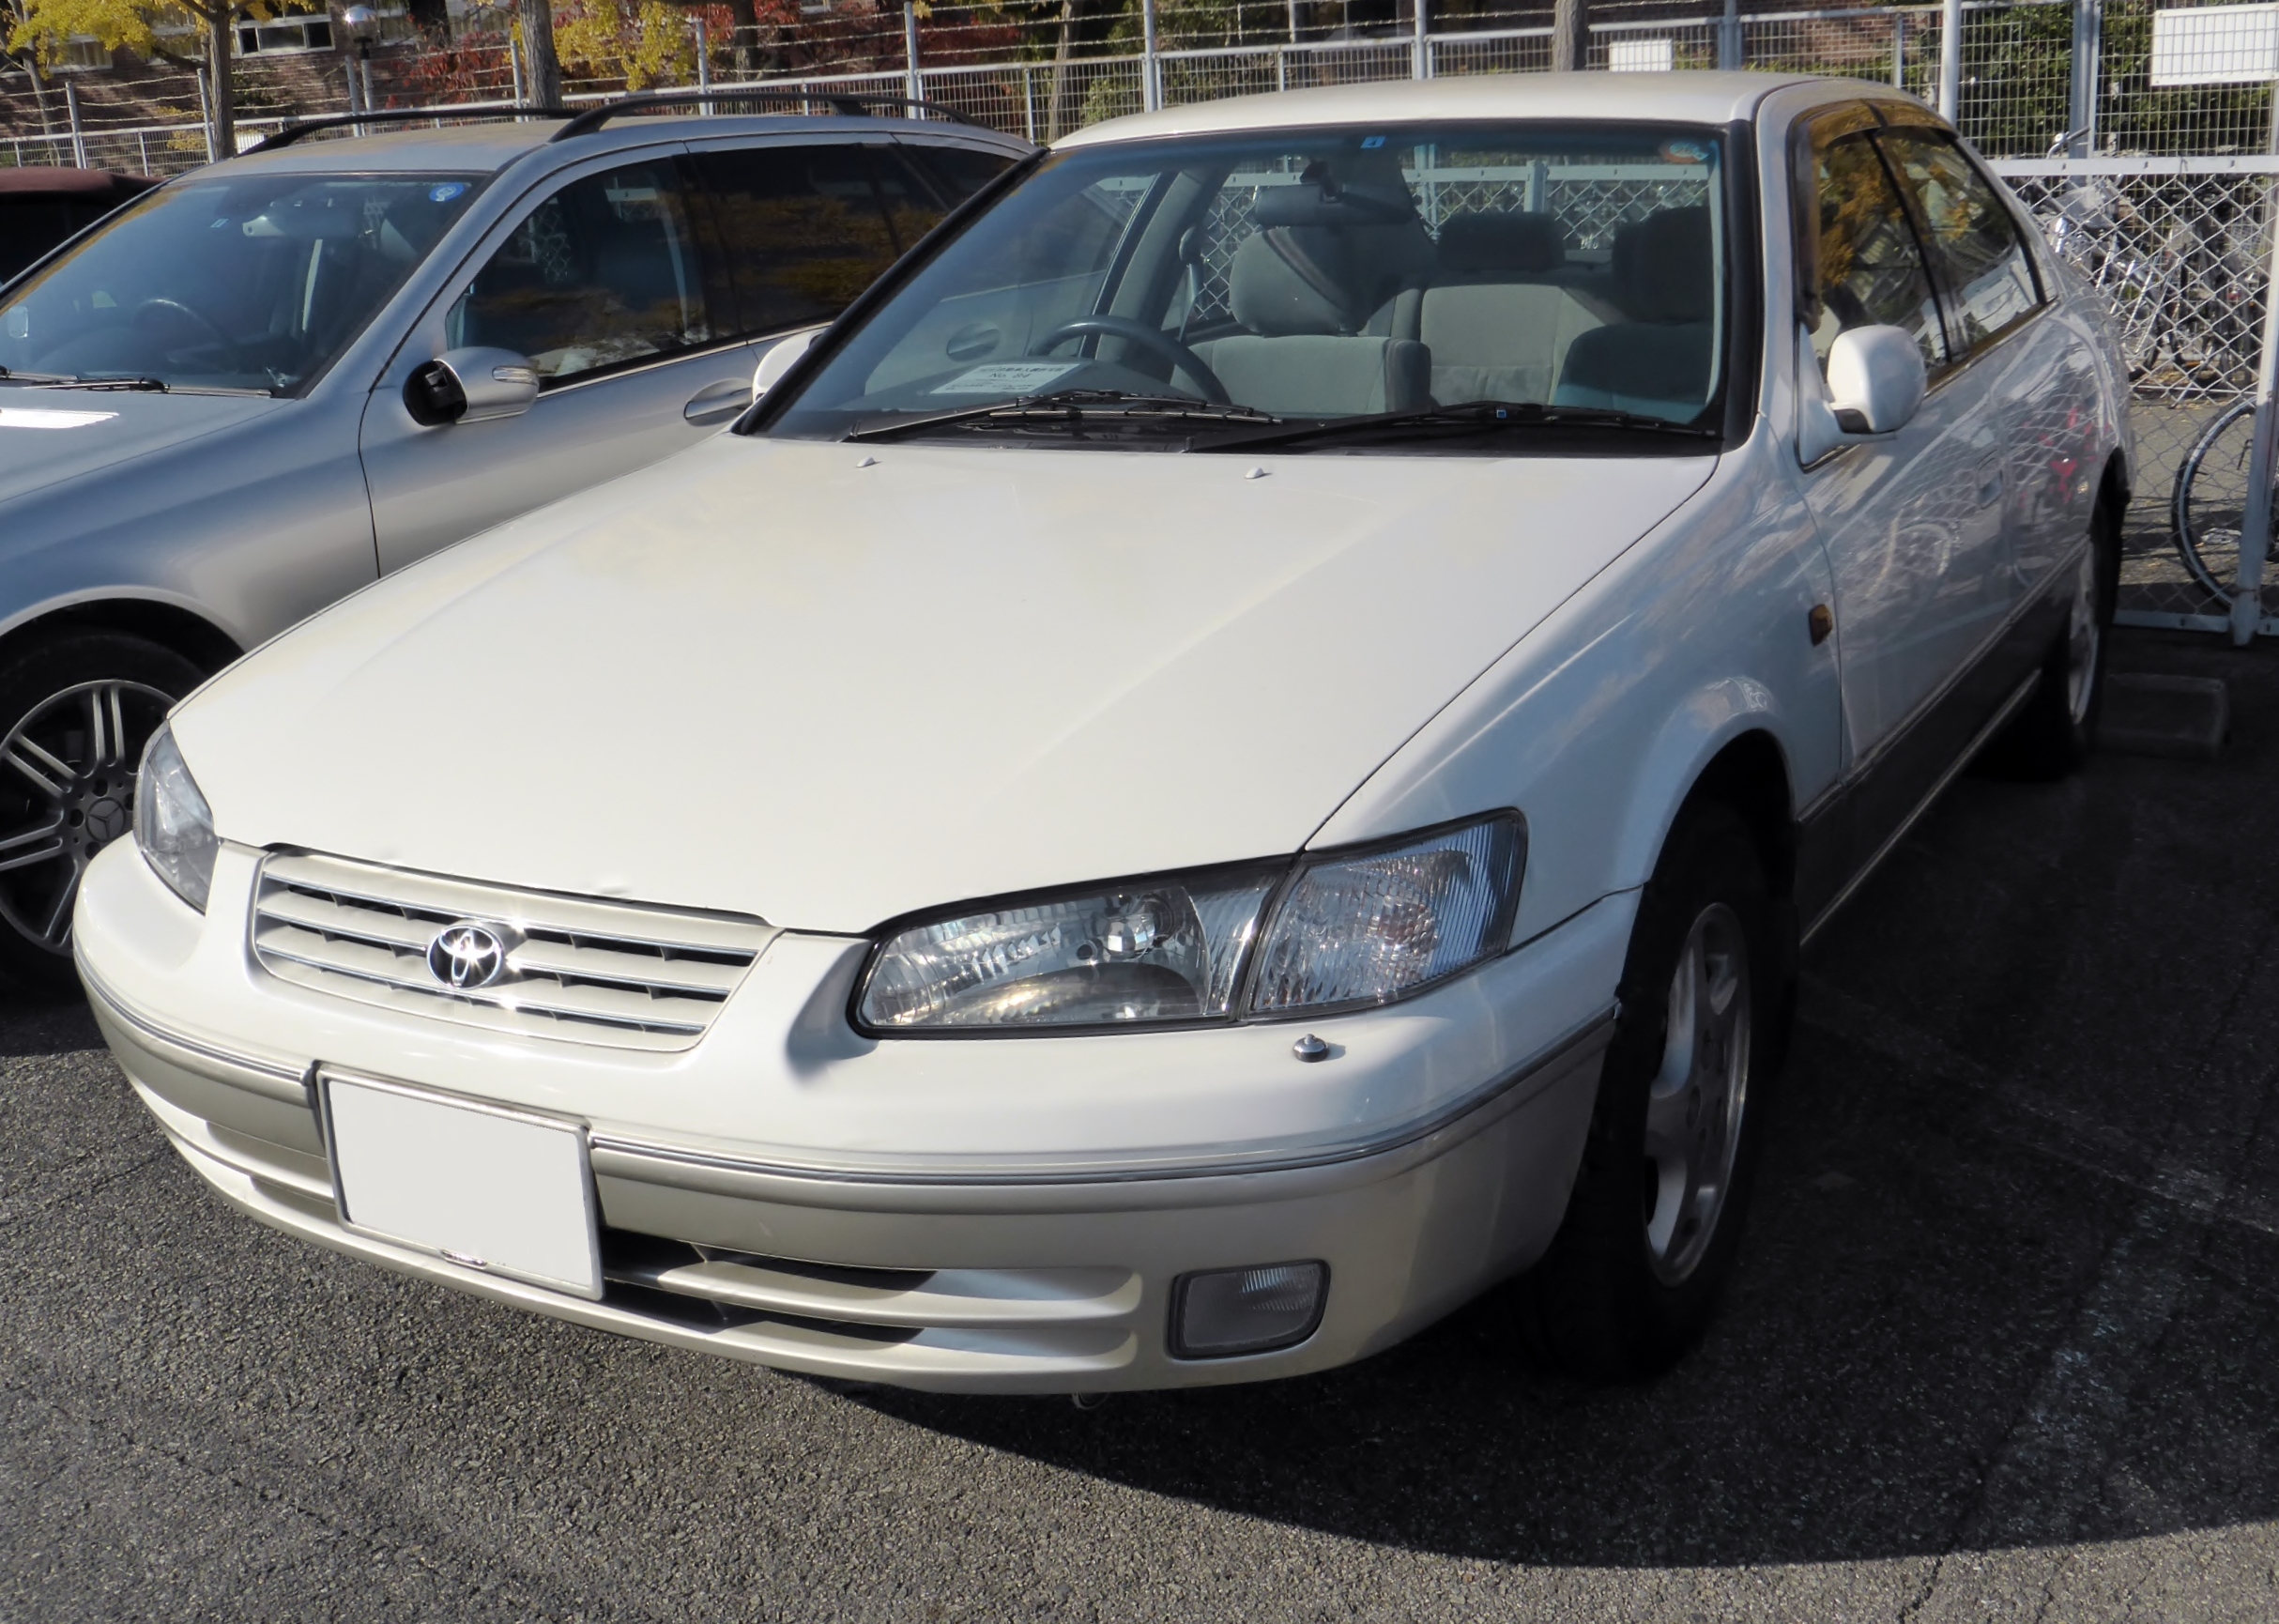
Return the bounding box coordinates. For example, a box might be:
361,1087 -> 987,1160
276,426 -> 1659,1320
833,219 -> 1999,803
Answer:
0,172 -> 484,396
765,121 -> 1731,449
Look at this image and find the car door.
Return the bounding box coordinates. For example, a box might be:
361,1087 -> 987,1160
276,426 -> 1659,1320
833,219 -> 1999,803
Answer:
359,149 -> 765,575
1794,106 -> 2019,869
1875,121 -> 2091,605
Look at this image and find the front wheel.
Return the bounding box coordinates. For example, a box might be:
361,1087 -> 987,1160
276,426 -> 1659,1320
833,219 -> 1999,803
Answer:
0,632 -> 204,988
1514,803 -> 1778,1383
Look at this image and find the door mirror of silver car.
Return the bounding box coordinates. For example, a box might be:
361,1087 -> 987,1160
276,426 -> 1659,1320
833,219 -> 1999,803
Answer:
404,346 -> 542,428
1824,325 -> 1926,436
752,326 -> 824,403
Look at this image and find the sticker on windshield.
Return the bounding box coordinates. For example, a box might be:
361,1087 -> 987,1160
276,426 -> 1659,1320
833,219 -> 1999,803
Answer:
930,361 -> 1082,395
1660,139 -> 1711,164
0,407 -> 118,431
428,182 -> 468,204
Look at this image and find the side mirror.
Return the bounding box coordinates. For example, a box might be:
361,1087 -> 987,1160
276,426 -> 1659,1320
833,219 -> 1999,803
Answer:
752,326 -> 823,403
404,346 -> 541,427
1824,325 -> 1925,435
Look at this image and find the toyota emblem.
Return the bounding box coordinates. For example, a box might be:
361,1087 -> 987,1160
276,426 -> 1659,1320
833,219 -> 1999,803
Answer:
427,921 -> 509,989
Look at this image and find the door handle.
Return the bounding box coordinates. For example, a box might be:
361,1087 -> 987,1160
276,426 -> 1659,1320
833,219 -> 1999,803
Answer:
683,376 -> 753,424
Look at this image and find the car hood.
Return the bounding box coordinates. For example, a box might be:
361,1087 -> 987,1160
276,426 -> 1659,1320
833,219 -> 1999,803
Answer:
177,436 -> 1713,933
0,388 -> 284,502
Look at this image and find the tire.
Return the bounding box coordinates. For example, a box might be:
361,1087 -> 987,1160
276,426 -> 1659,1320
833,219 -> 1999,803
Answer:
1982,499 -> 2118,781
1513,802 -> 1779,1383
2171,398 -> 2255,603
0,632 -> 205,989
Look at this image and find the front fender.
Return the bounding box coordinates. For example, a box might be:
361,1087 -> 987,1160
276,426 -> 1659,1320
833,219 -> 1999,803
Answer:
1311,433 -> 1842,945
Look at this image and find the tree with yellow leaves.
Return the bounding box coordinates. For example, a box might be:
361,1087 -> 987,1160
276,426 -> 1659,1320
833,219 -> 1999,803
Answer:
7,0 -> 271,152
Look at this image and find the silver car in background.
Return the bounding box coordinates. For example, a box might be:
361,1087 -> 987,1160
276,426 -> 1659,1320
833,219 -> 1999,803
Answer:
0,99 -> 1029,984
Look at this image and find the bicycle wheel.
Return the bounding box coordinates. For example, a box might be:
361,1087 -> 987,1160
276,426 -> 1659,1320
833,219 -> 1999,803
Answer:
2172,398 -> 2259,601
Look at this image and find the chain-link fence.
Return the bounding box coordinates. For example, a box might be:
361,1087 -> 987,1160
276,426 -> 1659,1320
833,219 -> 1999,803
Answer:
1995,156 -> 2279,628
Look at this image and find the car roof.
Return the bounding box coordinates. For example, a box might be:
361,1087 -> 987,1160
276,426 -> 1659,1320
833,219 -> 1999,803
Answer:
1055,70 -> 1914,147
206,114 -> 1024,177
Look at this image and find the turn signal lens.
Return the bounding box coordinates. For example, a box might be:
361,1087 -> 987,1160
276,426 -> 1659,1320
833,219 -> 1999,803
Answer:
1247,815 -> 1523,1016
1171,1262 -> 1327,1357
133,724 -> 217,914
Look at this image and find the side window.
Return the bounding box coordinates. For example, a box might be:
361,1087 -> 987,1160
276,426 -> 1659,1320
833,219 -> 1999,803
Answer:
687,145 -> 902,337
1875,129 -> 2042,354
904,144 -> 1019,210
449,161 -> 716,387
1803,127 -> 1948,375
864,148 -> 957,253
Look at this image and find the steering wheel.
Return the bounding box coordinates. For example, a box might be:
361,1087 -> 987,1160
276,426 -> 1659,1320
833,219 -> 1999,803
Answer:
1027,314 -> 1231,406
132,298 -> 245,364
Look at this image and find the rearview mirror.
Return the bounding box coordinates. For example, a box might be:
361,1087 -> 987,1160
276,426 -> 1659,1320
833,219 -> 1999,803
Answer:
404,346 -> 541,427
1824,325 -> 1926,436
752,326 -> 824,403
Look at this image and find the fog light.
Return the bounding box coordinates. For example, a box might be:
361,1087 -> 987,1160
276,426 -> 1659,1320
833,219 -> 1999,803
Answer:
1170,1261 -> 1327,1358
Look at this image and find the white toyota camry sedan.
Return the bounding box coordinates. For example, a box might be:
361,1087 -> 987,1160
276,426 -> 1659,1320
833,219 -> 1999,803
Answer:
77,71 -> 2129,1393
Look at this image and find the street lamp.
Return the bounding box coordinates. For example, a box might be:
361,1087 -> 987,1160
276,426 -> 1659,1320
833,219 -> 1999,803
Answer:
343,5 -> 377,117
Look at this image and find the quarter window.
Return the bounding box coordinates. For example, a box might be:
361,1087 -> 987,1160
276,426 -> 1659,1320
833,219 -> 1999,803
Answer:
1803,126 -> 1948,375
1876,129 -> 2041,354
449,161 -> 716,386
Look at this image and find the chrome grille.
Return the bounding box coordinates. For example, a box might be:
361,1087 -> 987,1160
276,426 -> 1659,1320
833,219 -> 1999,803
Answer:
251,851 -> 776,1050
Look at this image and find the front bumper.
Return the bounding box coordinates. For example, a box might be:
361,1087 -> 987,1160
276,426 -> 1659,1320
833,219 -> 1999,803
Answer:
77,839 -> 1631,1393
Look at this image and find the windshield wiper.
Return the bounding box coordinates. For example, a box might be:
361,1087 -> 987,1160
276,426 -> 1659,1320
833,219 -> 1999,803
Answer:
35,374 -> 169,392
1195,399 -> 1721,452
0,368 -> 75,385
844,388 -> 1280,443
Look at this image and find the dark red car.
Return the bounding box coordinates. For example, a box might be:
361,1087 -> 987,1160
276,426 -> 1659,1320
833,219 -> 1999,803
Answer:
0,167 -> 159,283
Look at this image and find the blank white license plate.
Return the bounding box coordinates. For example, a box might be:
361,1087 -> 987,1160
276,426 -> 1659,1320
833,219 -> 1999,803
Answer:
321,1071 -> 602,1300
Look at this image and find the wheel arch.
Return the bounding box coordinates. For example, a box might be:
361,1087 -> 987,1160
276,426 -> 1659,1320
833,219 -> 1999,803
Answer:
0,594 -> 243,682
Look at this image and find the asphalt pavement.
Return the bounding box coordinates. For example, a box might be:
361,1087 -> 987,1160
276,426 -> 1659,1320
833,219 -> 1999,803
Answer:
6,628 -> 2279,1623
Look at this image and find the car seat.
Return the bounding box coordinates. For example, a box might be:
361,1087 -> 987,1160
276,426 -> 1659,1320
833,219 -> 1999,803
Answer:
1552,206 -> 1718,421
1417,210 -> 1606,406
1189,181 -> 1432,418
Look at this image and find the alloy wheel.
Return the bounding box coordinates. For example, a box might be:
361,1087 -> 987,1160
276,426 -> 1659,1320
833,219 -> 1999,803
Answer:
0,680 -> 175,956
1642,901 -> 1751,1286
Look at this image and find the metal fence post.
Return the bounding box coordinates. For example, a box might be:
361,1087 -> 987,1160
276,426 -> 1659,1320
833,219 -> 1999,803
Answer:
195,62 -> 216,163
904,3 -> 922,113
1893,11 -> 1905,88
64,76 -> 87,168
695,16 -> 711,109
1938,0 -> 1962,120
1719,0 -> 1741,71
509,35 -> 525,104
1413,0 -> 1429,79
2068,0 -> 2101,157
1141,0 -> 1161,111
2229,227 -> 2279,644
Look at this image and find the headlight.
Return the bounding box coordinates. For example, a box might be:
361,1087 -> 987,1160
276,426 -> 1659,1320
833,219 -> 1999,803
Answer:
134,724 -> 217,913
853,814 -> 1523,1034
857,865 -> 1283,1030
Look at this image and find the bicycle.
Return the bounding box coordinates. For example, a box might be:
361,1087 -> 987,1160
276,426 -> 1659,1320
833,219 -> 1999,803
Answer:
2171,396 -> 2271,602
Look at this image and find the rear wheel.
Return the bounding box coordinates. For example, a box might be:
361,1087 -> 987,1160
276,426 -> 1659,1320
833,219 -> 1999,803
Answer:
0,633 -> 204,988
1982,501 -> 2117,780
1515,803 -> 1778,1383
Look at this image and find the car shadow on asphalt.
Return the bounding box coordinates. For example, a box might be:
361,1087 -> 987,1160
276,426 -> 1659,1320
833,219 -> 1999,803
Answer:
839,632 -> 2279,1570
0,978 -> 100,1059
